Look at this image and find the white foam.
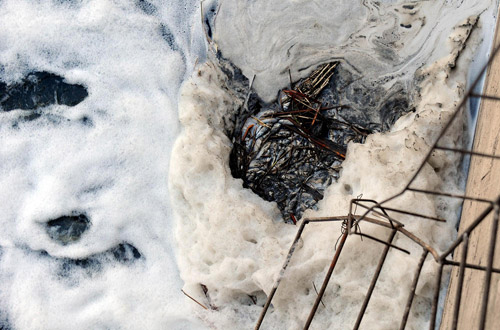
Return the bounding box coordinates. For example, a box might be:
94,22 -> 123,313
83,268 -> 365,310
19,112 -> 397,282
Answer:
0,0 -> 206,329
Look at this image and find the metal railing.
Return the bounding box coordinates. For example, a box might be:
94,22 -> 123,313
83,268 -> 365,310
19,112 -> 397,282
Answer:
255,43 -> 500,330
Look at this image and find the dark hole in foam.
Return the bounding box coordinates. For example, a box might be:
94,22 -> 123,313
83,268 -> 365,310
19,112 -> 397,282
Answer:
227,61 -> 414,222
46,213 -> 90,245
0,71 -> 88,112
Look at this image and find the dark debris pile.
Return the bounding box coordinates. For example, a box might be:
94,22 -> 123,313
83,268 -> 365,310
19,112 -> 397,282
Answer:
229,62 -> 413,222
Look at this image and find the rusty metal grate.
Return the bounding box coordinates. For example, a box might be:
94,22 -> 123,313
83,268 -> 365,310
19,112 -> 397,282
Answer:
254,42 -> 500,330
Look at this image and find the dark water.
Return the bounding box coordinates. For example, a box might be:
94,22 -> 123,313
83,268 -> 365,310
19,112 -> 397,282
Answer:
0,71 -> 88,112
228,62 -> 413,221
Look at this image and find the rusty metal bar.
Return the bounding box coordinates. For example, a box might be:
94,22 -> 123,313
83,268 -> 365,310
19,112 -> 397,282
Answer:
478,204 -> 499,330
255,219 -> 308,330
303,230 -> 348,330
440,202 -> 495,260
452,233 -> 469,330
353,199 -> 445,222
352,200 -> 402,228
353,229 -> 397,330
353,232 -> 410,255
430,262 -> 444,330
359,217 -> 440,260
400,249 -> 428,330
373,206 -> 445,222
407,188 -> 494,204
255,216 -> 350,330
443,260 -> 500,273
434,146 -> 500,160
470,93 -> 500,101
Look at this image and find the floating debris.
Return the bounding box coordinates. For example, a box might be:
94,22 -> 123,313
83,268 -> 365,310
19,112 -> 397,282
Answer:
229,62 -> 413,221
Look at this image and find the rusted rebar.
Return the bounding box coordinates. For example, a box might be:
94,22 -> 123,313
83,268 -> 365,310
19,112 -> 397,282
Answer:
400,249 -> 428,330
452,233 -> 468,330
303,230 -> 348,330
478,204 -> 499,330
353,229 -> 397,330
